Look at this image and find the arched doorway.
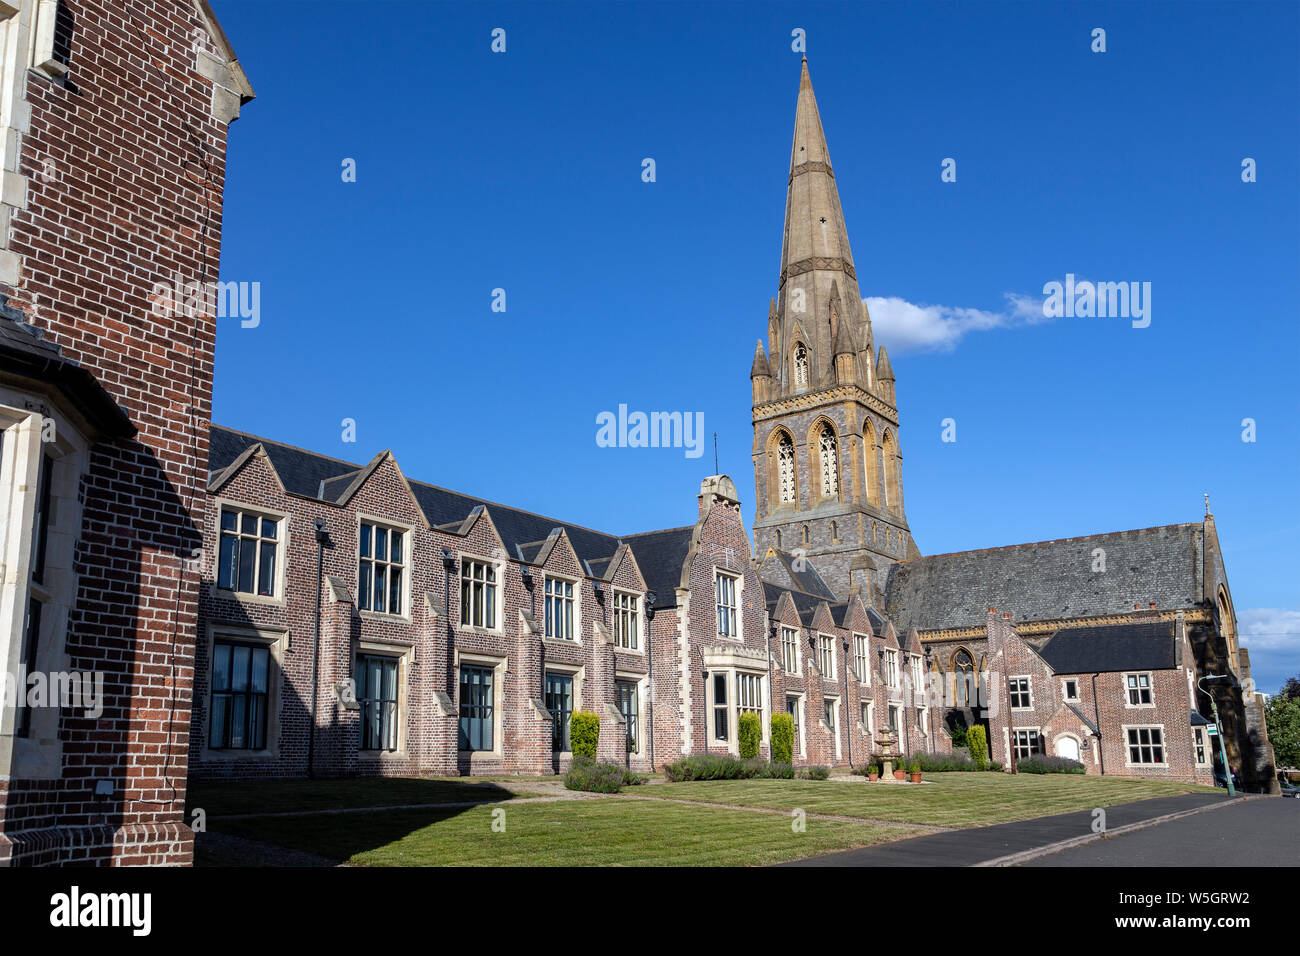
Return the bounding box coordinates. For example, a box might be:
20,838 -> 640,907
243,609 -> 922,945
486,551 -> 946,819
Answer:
1055,736 -> 1080,761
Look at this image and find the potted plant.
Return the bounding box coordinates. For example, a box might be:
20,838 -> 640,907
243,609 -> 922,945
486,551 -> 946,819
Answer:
867,764 -> 879,782
909,758 -> 922,783
893,762 -> 906,781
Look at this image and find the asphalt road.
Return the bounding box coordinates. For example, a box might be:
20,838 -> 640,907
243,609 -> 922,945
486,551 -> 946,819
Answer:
780,792 -> 1234,867
1024,796 -> 1299,866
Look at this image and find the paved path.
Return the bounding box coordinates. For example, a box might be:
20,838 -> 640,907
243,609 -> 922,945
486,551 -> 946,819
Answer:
778,792 -> 1235,866
1023,796 -> 1298,866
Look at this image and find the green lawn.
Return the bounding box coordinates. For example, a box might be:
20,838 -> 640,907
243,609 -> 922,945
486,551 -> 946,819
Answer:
187,777 -> 543,817
639,772 -> 1216,827
208,798 -> 904,866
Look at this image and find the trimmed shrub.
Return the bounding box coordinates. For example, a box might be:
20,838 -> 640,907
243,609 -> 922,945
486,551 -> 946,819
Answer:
739,711 -> 762,759
621,768 -> 649,786
564,755 -> 624,793
662,754 -> 800,782
799,765 -> 831,780
916,751 -> 975,772
968,725 -> 988,770
770,712 -> 795,765
569,710 -> 600,759
1015,754 -> 1085,775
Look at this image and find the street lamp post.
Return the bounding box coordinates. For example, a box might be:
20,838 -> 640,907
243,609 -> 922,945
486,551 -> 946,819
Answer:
1198,674 -> 1234,798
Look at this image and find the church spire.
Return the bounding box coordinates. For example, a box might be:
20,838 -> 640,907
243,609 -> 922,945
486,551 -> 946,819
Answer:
775,58 -> 871,393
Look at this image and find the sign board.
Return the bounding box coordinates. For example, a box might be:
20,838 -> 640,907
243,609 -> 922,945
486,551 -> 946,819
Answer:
1206,723 -> 1219,735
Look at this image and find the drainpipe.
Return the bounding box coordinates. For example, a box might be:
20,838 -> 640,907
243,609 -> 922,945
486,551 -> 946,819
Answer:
1091,672 -> 1105,775
766,618 -> 775,762
644,590 -> 656,771
307,518 -> 329,779
842,637 -> 852,768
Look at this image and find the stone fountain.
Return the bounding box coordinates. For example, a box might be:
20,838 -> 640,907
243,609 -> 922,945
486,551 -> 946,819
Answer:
872,726 -> 903,781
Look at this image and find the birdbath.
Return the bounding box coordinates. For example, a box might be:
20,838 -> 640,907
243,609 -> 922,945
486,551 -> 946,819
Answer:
873,727 -> 902,780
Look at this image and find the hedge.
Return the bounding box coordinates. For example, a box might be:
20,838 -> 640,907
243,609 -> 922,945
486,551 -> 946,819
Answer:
1015,754 -> 1085,775
662,754 -> 799,782
738,712 -> 762,759
770,712 -> 795,765
569,710 -> 600,759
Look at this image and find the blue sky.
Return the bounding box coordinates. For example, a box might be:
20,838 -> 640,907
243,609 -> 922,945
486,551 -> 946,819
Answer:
208,1 -> 1298,690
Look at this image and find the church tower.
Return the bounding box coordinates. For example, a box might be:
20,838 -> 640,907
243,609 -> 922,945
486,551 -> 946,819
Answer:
751,58 -> 915,603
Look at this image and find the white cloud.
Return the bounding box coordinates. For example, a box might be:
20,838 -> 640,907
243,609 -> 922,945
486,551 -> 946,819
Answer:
865,292 -> 1047,354
1237,608 -> 1300,692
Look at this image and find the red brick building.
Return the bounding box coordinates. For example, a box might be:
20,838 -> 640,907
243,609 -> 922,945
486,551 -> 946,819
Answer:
0,0 -> 252,865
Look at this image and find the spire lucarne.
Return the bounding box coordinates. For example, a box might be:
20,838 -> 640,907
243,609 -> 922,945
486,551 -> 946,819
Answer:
750,58 -> 913,605
773,57 -> 874,393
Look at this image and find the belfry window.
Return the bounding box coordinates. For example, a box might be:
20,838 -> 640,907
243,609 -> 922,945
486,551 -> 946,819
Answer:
818,425 -> 839,497
793,344 -> 809,386
777,432 -> 796,503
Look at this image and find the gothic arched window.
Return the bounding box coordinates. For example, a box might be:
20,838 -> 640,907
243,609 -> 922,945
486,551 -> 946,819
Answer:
818,425 -> 839,498
953,649 -> 975,707
793,344 -> 809,386
776,432 -> 796,503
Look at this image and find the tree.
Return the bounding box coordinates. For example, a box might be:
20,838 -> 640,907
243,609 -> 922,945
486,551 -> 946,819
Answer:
1265,689 -> 1300,769
1281,676 -> 1300,700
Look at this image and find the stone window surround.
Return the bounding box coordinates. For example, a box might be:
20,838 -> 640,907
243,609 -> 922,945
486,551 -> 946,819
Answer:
779,624 -> 800,676
822,694 -> 841,760
211,495 -> 289,606
1009,674 -> 1034,711
859,698 -> 874,738
1011,726 -> 1043,760
456,649 -> 507,764
355,511 -> 414,623
817,632 -> 836,681
703,652 -> 769,753
786,690 -> 807,760
545,661 -> 584,756
198,623 -> 288,763
355,639 -> 411,760
614,668 -> 647,757
0,389 -> 88,779
1122,723 -> 1168,768
457,550 -> 505,635
853,632 -> 870,686
712,566 -> 742,642
1061,677 -> 1081,703
1123,671 -> 1155,709
611,588 -> 642,654
1192,726 -> 1209,767
541,571 -> 581,645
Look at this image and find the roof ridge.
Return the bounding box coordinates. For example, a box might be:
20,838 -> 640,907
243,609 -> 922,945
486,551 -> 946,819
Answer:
898,522 -> 1201,563
620,524 -> 697,539
212,423 -> 365,470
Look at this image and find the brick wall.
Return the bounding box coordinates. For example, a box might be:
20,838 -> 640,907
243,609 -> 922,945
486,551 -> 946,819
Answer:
0,0 -> 246,866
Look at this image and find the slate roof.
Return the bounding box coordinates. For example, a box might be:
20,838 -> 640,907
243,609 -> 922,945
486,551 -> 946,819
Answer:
620,526 -> 696,610
1039,620 -> 1177,674
766,549 -> 838,601
210,425 -> 698,605
884,524 -> 1205,632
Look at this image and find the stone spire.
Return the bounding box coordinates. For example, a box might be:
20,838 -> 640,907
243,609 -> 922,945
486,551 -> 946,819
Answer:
774,58 -> 871,394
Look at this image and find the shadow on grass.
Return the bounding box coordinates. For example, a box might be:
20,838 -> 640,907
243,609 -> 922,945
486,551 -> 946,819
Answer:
188,777 -> 526,819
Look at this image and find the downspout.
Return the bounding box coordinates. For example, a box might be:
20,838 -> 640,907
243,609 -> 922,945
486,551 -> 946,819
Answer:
1092,672 -> 1105,775
842,637 -> 853,768
766,619 -> 775,762
307,518 -> 329,779
645,590 -> 656,771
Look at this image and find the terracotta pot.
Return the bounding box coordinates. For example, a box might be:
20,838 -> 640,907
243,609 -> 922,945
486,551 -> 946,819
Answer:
893,769 -> 906,780
868,772 -> 879,782
909,772 -> 922,783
